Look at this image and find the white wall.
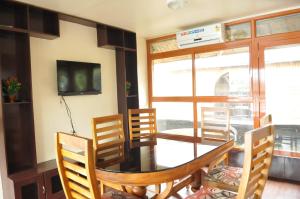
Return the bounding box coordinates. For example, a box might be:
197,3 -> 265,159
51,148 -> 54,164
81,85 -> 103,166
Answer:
30,20 -> 118,163
136,36 -> 148,108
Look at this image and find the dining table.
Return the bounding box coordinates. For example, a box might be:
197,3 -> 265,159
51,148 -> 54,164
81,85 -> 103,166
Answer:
95,136 -> 234,198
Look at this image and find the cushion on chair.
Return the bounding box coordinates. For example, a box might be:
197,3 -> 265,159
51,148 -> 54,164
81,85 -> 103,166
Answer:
185,186 -> 236,199
205,165 -> 242,188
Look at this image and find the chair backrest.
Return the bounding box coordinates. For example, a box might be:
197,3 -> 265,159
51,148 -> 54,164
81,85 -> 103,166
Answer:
237,125 -> 275,199
201,107 -> 230,142
55,132 -> 101,199
260,114 -> 272,127
128,108 -> 157,141
92,114 -> 125,166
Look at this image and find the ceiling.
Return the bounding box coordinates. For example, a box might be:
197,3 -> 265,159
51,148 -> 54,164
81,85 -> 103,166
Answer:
17,0 -> 300,38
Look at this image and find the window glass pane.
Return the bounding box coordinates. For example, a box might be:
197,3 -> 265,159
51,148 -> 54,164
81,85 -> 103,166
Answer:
197,102 -> 254,146
264,44 -> 300,153
195,47 -> 250,96
150,38 -> 178,54
256,13 -> 300,37
153,55 -> 192,96
225,22 -> 251,41
153,102 -> 194,136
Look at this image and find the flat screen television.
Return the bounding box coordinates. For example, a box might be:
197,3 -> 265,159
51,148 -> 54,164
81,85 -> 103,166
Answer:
57,60 -> 101,96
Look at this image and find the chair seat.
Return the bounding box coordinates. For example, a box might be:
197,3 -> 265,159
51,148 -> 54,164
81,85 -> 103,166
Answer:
185,186 -> 237,199
204,165 -> 242,192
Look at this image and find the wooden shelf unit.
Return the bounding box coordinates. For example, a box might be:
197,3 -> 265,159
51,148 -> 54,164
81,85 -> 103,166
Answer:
0,30 -> 36,175
97,22 -> 139,139
0,1 -> 140,198
115,48 -> 139,140
0,2 -> 28,30
29,6 -> 59,39
97,24 -> 137,50
0,1 -> 60,40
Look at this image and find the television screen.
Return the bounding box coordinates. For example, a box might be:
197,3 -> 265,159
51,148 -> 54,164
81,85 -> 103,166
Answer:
57,60 -> 101,96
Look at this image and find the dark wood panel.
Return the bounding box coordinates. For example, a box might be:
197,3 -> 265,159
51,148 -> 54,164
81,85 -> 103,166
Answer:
59,13 -> 97,28
124,31 -> 137,49
0,30 -> 36,176
29,6 -> 59,39
3,103 -> 36,174
0,1 -> 28,30
125,50 -> 138,96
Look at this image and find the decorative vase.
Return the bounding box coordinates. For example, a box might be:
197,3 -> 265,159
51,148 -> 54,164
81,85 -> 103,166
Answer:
9,95 -> 16,103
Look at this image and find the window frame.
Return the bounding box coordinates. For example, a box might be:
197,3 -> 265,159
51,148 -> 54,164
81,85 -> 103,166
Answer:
146,8 -> 300,157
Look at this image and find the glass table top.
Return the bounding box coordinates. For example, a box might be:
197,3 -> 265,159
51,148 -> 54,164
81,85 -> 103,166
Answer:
95,138 -> 229,173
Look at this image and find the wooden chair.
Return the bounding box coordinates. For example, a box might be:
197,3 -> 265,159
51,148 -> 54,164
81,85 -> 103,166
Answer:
260,114 -> 272,127
187,125 -> 275,199
92,114 -> 125,167
203,114 -> 273,193
200,107 -> 232,182
55,132 -> 101,199
128,108 -> 157,141
201,107 -> 231,142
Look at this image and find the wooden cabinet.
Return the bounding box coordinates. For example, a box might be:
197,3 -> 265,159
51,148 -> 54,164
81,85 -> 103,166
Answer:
229,150 -> 300,182
11,160 -> 64,199
43,169 -> 64,199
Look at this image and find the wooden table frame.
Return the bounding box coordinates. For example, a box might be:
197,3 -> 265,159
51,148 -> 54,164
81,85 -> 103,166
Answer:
95,140 -> 234,198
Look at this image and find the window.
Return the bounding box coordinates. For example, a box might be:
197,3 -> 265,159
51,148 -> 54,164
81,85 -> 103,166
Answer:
150,38 -> 178,54
195,47 -> 250,96
264,44 -> 300,153
225,22 -> 251,41
256,13 -> 300,37
153,55 -> 192,96
153,102 -> 194,136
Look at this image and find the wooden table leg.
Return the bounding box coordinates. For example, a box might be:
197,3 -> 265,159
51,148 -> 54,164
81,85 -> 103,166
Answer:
125,186 -> 147,198
191,170 -> 202,192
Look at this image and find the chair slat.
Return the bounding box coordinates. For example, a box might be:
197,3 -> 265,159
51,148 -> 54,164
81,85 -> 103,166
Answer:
97,131 -> 122,140
61,149 -> 85,164
132,121 -> 154,126
250,163 -> 266,179
70,191 -> 88,199
253,141 -> 271,156
132,133 -> 153,138
130,108 -> 156,114
132,126 -> 155,132
95,124 -> 123,133
252,152 -> 270,166
131,116 -> 153,120
69,181 -> 91,198
63,160 -> 87,176
98,139 -> 124,150
97,148 -> 123,158
65,170 -> 89,187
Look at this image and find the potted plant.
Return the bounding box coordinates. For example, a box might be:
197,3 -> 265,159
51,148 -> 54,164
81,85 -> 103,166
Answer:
125,81 -> 131,96
2,76 -> 22,103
